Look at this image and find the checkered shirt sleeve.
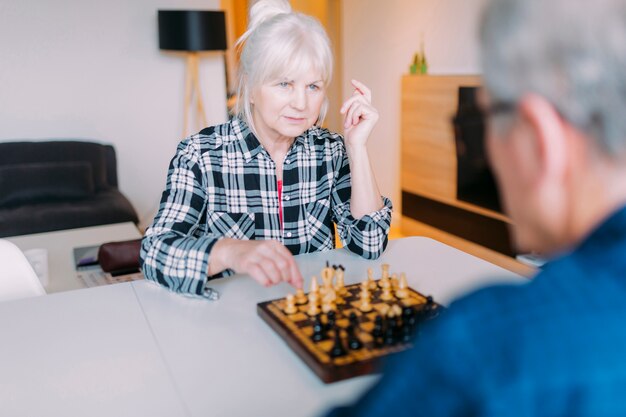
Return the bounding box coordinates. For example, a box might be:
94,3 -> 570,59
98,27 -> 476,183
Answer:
140,118 -> 392,297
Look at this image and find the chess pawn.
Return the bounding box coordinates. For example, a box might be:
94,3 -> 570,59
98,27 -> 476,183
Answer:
367,268 -> 377,290
307,292 -> 321,316
334,268 -> 348,296
381,264 -> 390,280
395,273 -> 409,299
310,276 -> 320,295
322,288 -> 337,313
390,273 -> 399,289
359,290 -> 373,313
380,284 -> 394,301
346,325 -> 363,350
391,303 -> 403,317
335,293 -> 346,305
378,303 -> 390,317
360,281 -> 370,299
379,274 -> 391,290
329,326 -> 347,358
284,294 -> 298,315
321,266 -> 334,295
295,288 -> 308,305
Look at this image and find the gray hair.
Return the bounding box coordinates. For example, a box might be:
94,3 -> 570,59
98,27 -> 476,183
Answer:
480,0 -> 626,155
235,0 -> 333,134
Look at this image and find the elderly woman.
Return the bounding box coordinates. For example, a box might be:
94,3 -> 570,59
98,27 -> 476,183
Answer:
140,0 -> 392,298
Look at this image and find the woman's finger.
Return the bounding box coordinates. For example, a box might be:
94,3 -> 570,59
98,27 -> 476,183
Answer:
352,103 -> 364,126
343,100 -> 359,127
288,261 -> 304,288
351,79 -> 372,102
248,264 -> 271,287
345,102 -> 363,128
272,243 -> 301,285
340,94 -> 368,114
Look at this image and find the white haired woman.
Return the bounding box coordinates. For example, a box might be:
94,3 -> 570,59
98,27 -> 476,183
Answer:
140,0 -> 392,298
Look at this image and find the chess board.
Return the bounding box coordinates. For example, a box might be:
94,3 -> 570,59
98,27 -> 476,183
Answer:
257,275 -> 442,383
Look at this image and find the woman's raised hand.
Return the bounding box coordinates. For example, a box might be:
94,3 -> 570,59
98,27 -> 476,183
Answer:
340,79 -> 379,148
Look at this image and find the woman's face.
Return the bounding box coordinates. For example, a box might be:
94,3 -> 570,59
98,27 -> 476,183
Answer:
251,68 -> 326,142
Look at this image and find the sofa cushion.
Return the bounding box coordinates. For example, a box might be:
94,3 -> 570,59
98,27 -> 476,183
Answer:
0,141 -> 110,191
0,161 -> 95,208
0,189 -> 139,238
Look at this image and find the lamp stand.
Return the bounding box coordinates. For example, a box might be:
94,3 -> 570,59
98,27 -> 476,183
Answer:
183,52 -> 208,137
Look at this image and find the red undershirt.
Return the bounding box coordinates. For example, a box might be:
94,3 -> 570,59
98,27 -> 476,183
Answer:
277,180 -> 284,230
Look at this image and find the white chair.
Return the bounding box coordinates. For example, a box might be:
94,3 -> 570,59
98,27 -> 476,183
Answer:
0,239 -> 45,302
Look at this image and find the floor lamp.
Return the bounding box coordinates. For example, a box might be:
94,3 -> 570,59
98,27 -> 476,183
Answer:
158,10 -> 227,137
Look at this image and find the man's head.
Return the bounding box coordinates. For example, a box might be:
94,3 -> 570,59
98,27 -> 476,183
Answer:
479,0 -> 626,254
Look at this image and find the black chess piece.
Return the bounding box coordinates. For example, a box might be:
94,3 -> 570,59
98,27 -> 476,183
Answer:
349,311 -> 359,328
402,306 -> 416,330
326,310 -> 336,331
401,322 -> 413,344
312,314 -> 327,342
346,325 -> 363,350
392,315 -> 402,342
424,295 -> 438,319
372,315 -> 384,339
384,324 -> 396,346
402,306 -> 418,336
330,327 -> 347,358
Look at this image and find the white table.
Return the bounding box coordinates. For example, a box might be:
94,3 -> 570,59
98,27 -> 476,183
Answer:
6,222 -> 142,294
0,237 -> 529,417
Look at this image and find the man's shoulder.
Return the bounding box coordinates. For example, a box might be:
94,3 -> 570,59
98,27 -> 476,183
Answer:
437,249 -> 618,352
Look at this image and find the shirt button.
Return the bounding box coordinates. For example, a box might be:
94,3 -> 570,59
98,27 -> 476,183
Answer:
284,195 -> 290,201
285,159 -> 290,164
286,232 -> 292,238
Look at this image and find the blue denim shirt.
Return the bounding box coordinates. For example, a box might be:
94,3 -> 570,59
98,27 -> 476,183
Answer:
327,205 -> 626,417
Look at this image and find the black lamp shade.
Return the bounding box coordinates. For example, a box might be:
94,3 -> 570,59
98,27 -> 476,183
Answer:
158,10 -> 227,51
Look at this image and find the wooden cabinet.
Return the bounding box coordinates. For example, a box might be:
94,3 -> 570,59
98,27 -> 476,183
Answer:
400,75 -> 533,276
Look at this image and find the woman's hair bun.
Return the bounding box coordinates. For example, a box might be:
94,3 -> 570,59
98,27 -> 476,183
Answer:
247,0 -> 292,34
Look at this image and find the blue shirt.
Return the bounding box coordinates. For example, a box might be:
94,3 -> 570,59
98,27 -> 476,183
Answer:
327,205 -> 626,416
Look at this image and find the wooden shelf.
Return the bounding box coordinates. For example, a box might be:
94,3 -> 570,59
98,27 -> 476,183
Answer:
400,74 -> 525,273
400,74 -> 483,208
403,188 -> 512,224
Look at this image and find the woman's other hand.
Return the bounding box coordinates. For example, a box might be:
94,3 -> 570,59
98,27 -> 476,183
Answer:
210,238 -> 304,288
340,79 -> 379,148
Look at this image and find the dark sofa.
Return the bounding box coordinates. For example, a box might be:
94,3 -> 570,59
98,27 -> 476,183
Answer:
0,141 -> 139,238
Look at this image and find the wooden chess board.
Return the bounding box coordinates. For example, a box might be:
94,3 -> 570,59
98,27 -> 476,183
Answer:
257,276 -> 442,383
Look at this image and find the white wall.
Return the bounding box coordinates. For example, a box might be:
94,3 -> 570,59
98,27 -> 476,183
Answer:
0,0 -> 228,229
341,0 -> 487,223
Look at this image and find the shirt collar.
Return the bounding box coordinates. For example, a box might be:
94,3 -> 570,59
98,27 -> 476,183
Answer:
231,117 -> 263,163
573,203 -> 626,258
295,128 -> 313,155
231,117 -> 313,163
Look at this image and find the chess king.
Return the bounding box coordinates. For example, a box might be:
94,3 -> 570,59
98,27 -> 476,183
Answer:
325,0 -> 626,415
139,0 -> 392,299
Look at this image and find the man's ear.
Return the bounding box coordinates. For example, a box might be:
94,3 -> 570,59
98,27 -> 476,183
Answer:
517,94 -> 568,182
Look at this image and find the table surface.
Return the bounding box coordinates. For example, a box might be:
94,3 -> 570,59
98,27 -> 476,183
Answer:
6,222 -> 142,294
0,237 -> 528,417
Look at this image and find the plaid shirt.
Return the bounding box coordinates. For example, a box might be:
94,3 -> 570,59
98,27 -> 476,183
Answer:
140,117 -> 392,297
